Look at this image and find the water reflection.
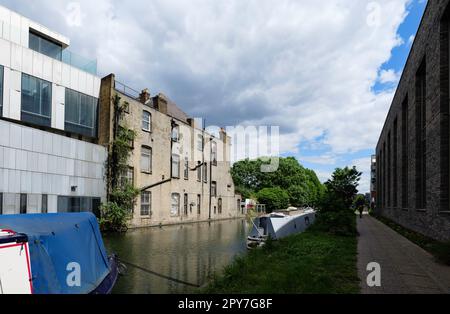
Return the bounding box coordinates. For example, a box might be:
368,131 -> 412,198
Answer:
103,219 -> 249,294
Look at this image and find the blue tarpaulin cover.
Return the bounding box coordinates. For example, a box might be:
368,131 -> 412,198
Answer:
0,213 -> 110,294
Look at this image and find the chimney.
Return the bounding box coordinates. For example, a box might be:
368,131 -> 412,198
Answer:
139,88 -> 151,105
155,93 -> 168,114
220,128 -> 227,143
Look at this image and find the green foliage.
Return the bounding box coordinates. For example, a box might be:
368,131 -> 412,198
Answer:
231,157 -> 324,207
323,166 -> 362,211
310,211 -> 357,237
256,187 -> 290,213
101,95 -> 140,233
353,194 -> 367,213
202,227 -> 359,294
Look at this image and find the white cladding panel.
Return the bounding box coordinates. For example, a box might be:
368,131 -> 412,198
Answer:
0,120 -> 107,199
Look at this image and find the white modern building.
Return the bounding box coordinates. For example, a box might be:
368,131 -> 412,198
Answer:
0,5 -> 106,215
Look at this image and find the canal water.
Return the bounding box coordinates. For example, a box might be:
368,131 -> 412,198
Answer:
103,218 -> 249,294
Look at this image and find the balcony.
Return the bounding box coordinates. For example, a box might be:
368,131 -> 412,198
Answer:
0,21 -> 97,75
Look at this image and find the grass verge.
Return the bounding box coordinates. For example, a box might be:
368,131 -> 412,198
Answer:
374,215 -> 450,266
202,218 -> 360,294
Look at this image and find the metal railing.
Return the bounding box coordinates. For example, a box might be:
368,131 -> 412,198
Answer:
114,81 -> 141,99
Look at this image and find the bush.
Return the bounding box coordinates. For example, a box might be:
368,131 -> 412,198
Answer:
431,242 -> 450,266
311,211 -> 357,237
256,187 -> 290,213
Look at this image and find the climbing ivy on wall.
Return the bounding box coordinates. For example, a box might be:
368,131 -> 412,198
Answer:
100,94 -> 140,233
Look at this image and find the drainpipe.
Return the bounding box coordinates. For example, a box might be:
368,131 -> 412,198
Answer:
208,137 -> 213,220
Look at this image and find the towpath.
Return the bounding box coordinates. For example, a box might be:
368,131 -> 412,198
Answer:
357,214 -> 450,294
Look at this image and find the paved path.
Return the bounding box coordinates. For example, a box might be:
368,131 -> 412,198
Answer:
357,214 -> 450,294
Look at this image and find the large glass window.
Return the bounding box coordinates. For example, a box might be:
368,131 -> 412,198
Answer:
172,125 -> 180,142
171,193 -> 180,216
21,74 -> 52,127
29,31 -> 62,61
0,65 -> 3,117
141,147 -> 152,173
65,88 -> 98,138
57,196 -> 101,213
141,192 -> 151,216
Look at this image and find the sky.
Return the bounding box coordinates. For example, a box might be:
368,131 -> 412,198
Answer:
0,0 -> 428,193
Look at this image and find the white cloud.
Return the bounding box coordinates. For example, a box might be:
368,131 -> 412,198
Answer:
0,0 -> 411,177
408,34 -> 415,45
378,69 -> 401,84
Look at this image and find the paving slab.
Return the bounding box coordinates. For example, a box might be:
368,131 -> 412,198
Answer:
357,214 -> 450,294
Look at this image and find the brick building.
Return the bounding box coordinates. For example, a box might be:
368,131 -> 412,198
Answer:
376,0 -> 450,241
99,74 -> 243,228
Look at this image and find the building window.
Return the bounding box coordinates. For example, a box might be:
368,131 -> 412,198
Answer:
197,162 -> 202,182
172,154 -> 180,178
211,181 -> 217,197
393,118 -> 398,208
415,61 -> 426,210
20,194 -> 27,214
387,131 -> 391,208
184,193 -> 188,216
42,194 -> 48,214
402,97 -> 409,209
21,73 -> 52,128
0,193 -> 3,215
237,199 -> 241,212
184,158 -> 189,180
171,193 -> 180,216
0,65 -> 3,117
29,30 -> 62,61
141,192 -> 151,216
121,167 -> 134,187
57,196 -> 101,214
211,142 -> 217,166
142,110 -> 151,132
197,195 -> 201,215
203,163 -> 208,183
197,134 -> 204,151
172,125 -> 180,142
218,198 -> 222,214
141,147 -> 152,173
65,88 -> 98,138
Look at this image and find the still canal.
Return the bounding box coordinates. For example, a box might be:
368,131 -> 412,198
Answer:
103,218 -> 249,294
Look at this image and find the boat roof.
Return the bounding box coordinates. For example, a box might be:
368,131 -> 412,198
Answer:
0,213 -> 110,294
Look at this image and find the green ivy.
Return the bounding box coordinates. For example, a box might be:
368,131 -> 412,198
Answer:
101,95 -> 140,233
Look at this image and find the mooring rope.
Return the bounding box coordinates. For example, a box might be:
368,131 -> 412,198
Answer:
119,260 -> 200,288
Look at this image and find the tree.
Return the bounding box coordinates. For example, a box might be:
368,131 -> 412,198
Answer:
256,187 -> 290,213
324,166 -> 362,211
231,157 -> 324,207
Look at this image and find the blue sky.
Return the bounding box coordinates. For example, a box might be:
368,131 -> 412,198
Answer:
296,0 -> 427,192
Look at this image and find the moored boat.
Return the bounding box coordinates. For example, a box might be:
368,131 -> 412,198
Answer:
0,213 -> 119,294
247,208 -> 316,249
